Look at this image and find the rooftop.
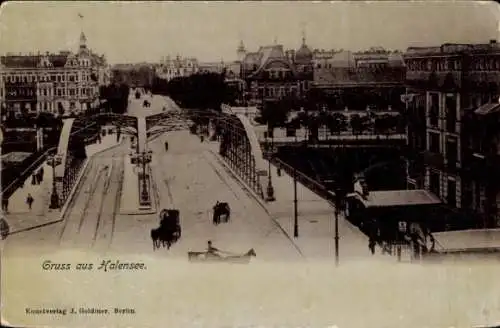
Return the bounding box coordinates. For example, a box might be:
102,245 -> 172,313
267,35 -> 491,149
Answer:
474,102 -> 500,116
1,50 -> 106,69
1,152 -> 32,166
404,40 -> 500,57
433,229 -> 500,252
350,189 -> 441,208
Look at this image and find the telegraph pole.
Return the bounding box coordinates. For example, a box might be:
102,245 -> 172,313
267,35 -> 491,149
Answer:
293,133 -> 299,238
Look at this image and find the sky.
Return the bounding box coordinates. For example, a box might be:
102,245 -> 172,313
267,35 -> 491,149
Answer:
0,1 -> 499,64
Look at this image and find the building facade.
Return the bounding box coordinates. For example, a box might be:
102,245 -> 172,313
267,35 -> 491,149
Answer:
156,55 -> 199,81
0,32 -> 110,117
312,48 -> 406,111
112,63 -> 155,87
404,40 -> 500,228
238,37 -> 314,107
198,60 -> 226,74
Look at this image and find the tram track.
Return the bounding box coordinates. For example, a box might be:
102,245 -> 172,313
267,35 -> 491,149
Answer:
107,157 -> 124,249
58,164 -> 108,246
91,162 -> 115,245
77,166 -> 109,234
58,141 -> 128,249
91,156 -> 124,250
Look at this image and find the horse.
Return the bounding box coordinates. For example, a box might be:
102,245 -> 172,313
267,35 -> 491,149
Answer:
151,226 -> 179,251
212,202 -> 230,225
151,209 -> 181,251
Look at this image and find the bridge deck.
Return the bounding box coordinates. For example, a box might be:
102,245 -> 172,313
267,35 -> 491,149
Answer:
111,130 -> 303,261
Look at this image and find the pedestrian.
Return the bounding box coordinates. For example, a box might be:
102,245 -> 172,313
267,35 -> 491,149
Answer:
2,197 -> 8,213
368,238 -> 376,255
26,193 -> 34,210
31,173 -> 37,185
0,217 -> 9,240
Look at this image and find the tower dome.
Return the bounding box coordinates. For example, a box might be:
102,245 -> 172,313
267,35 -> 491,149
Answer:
79,32 -> 87,49
295,33 -> 312,63
236,40 -> 246,62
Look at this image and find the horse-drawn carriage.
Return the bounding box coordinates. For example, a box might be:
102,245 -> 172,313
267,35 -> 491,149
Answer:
151,209 -> 181,250
212,201 -> 230,225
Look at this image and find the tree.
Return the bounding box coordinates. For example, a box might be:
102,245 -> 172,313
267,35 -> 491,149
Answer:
327,113 -> 348,135
161,72 -> 231,112
350,114 -> 363,135
255,101 -> 289,127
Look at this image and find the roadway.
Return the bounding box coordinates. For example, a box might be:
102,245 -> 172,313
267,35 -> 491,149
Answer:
110,129 -> 302,261
2,94 -> 302,262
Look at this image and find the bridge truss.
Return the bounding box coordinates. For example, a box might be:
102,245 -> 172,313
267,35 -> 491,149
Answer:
179,109 -> 269,200
54,106 -> 271,213
54,114 -> 138,209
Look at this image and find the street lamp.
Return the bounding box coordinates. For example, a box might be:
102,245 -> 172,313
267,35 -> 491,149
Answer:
132,150 -> 153,204
47,154 -> 62,209
265,126 -> 275,202
332,187 -> 345,266
293,133 -> 299,238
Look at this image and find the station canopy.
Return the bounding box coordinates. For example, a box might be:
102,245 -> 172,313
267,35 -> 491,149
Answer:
474,102 -> 500,116
349,189 -> 441,208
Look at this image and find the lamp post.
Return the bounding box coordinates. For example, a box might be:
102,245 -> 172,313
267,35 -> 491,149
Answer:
333,187 -> 345,266
265,124 -> 275,202
47,154 -> 62,209
334,197 -> 340,266
132,150 -> 153,204
293,133 -> 299,238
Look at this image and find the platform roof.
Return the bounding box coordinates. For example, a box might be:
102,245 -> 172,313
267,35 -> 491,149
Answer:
350,189 -> 441,208
433,229 -> 500,252
474,102 -> 500,116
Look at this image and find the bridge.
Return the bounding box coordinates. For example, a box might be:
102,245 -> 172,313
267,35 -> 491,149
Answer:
2,94 -> 399,264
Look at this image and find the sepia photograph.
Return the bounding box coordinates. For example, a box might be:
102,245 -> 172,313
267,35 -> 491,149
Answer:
1,1 -> 500,327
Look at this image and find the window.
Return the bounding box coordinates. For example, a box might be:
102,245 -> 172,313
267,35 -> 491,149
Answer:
429,132 -> 440,153
447,179 -> 456,207
445,95 -> 456,132
460,181 -> 472,210
430,171 -> 440,196
446,137 -> 458,167
429,93 -> 439,127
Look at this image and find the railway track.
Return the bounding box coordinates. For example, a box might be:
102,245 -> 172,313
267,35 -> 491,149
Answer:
91,156 -> 124,250
58,163 -> 109,246
92,162 -> 115,244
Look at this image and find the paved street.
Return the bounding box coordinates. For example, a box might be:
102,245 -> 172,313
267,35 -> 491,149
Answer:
127,92 -> 176,117
111,129 -> 302,261
2,95 -> 302,262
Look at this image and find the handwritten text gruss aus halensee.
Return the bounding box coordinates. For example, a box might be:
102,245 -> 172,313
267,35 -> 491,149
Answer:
41,260 -> 147,272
